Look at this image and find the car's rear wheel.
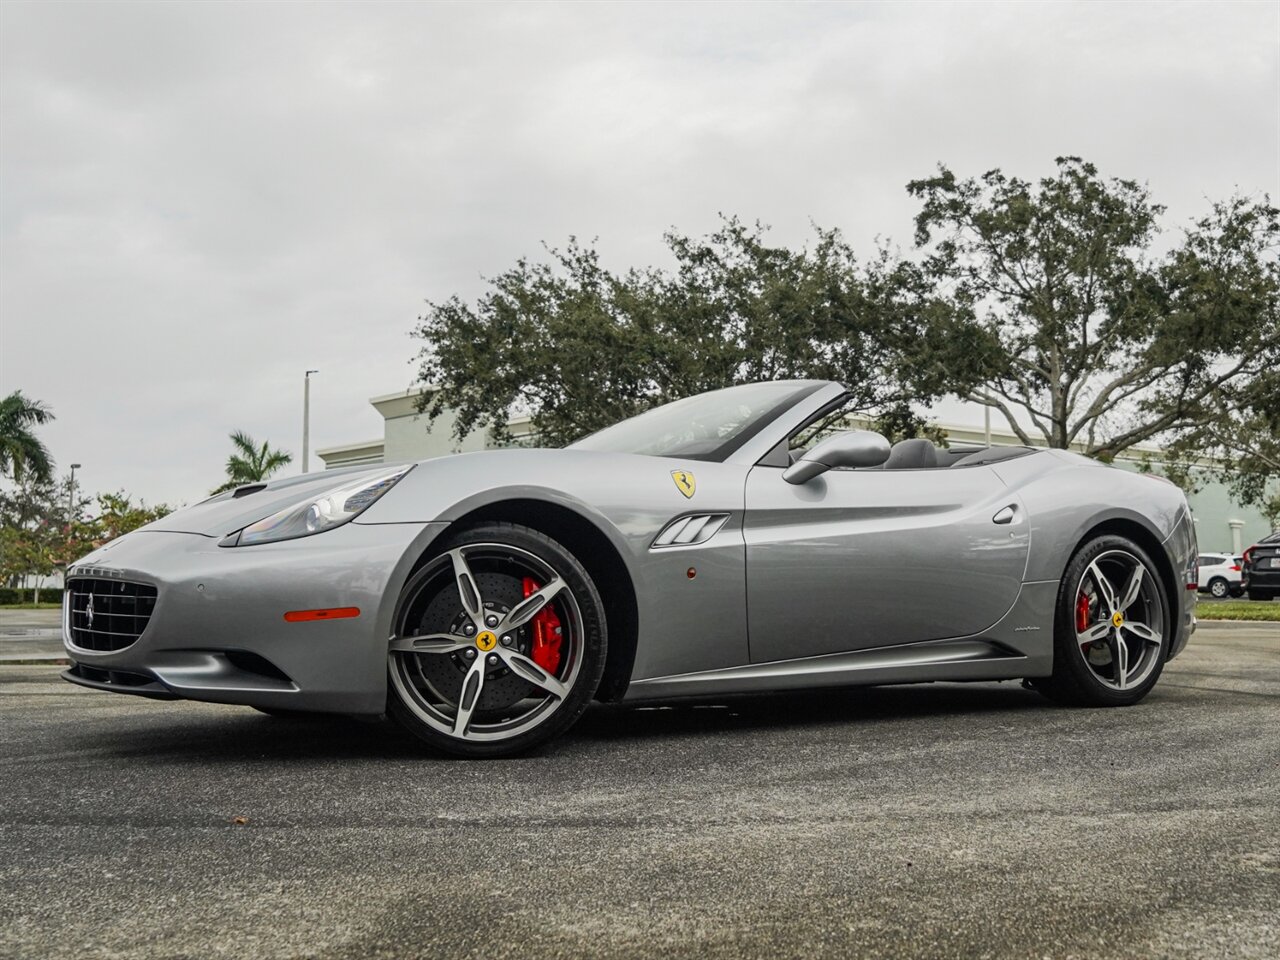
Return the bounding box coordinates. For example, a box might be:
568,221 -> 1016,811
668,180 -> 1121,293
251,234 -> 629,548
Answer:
1247,589 -> 1274,601
1037,535 -> 1171,707
387,522 -> 606,757
1208,577 -> 1230,599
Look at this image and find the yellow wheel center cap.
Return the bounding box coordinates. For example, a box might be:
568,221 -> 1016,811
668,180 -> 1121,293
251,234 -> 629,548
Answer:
1111,611 -> 1125,628
475,630 -> 498,652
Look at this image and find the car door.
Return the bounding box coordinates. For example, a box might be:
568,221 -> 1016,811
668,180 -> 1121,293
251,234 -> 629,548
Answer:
743,461 -> 1030,663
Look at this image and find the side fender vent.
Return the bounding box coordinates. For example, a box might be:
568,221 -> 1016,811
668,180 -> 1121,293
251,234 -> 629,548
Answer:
652,513 -> 731,549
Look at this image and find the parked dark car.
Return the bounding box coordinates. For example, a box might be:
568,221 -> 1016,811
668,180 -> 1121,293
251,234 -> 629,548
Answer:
1243,532 -> 1280,601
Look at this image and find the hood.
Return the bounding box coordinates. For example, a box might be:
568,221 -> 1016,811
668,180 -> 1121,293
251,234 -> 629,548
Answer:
140,464 -> 403,538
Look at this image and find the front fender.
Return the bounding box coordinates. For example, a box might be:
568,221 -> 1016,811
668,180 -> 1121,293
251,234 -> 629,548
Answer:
357,448 -> 754,680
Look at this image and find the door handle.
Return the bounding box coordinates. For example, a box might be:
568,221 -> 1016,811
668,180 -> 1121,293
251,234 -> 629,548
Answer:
992,505 -> 1017,525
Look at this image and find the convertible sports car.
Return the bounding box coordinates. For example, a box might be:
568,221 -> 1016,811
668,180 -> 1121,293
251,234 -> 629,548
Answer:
63,380 -> 1197,756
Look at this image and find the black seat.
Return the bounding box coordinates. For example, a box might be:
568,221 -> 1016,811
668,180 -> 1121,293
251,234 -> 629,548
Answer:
883,438 -> 939,470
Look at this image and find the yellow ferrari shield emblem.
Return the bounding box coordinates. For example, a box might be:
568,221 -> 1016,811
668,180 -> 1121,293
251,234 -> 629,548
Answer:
476,630 -> 497,651
671,470 -> 696,499
1111,611 -> 1125,628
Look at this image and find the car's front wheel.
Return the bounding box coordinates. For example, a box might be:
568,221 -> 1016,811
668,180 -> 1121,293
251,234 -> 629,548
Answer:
1037,534 -> 1171,707
387,522 -> 607,757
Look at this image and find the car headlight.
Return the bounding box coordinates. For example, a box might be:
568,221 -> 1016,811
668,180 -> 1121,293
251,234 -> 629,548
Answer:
221,464 -> 414,547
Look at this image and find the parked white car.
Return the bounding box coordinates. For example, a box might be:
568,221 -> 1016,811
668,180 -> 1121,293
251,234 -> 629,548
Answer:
1197,553 -> 1244,598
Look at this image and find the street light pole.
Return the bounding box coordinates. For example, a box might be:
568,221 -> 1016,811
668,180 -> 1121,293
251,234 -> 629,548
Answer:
302,370 -> 319,473
68,463 -> 81,523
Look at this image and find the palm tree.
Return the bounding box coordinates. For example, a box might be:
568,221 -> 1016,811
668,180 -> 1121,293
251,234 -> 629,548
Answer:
212,431 -> 293,494
0,391 -> 56,483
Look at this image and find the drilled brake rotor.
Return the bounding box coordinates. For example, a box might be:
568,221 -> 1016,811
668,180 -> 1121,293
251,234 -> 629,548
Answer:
413,571 -> 535,712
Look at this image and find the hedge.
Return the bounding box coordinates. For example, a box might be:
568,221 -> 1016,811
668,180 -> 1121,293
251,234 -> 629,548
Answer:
0,587 -> 64,605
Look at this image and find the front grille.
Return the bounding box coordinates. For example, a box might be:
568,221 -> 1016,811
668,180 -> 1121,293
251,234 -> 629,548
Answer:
66,577 -> 158,651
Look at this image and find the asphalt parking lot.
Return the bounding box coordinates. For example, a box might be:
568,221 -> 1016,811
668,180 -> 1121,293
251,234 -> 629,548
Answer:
1,620 -> 1277,960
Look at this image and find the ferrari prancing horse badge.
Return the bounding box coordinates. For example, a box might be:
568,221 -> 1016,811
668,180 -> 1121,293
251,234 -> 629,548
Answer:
671,470 -> 696,499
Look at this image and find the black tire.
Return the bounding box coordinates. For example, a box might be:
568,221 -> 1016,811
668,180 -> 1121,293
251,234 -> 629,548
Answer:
1037,534 -> 1171,707
1229,587 -> 1244,598
387,522 -> 607,758
1247,590 -> 1273,602
1208,577 -> 1230,599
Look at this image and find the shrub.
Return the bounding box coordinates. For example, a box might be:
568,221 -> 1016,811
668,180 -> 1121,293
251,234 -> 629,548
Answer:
0,587 -> 64,604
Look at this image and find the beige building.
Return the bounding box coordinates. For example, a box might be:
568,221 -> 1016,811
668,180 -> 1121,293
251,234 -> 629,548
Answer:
318,386 -> 534,469
319,387 -> 1273,554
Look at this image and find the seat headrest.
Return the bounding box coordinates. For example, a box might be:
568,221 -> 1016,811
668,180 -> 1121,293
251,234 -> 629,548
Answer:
883,438 -> 939,470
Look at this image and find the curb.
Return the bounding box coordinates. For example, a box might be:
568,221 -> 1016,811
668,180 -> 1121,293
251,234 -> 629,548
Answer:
1196,618 -> 1280,628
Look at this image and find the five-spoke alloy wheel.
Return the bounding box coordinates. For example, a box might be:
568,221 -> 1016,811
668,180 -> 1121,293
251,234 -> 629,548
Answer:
1039,535 -> 1172,706
387,523 -> 607,757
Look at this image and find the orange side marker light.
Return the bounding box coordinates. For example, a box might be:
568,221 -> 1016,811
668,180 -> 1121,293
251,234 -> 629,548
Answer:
283,607 -> 360,623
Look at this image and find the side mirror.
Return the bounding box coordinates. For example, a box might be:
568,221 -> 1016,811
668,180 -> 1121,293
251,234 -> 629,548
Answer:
782,430 -> 891,484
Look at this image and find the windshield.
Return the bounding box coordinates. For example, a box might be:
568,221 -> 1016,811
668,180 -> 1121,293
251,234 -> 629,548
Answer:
569,381 -> 827,460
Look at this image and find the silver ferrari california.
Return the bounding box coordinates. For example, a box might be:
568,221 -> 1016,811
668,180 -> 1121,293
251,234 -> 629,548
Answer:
63,380 -> 1197,756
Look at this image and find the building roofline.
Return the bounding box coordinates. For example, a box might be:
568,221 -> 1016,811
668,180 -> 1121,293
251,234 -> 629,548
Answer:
368,385 -> 438,405
316,439 -> 385,457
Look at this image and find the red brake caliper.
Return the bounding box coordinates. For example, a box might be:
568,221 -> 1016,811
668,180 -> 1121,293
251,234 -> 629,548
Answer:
522,577 -> 563,674
1076,592 -> 1092,640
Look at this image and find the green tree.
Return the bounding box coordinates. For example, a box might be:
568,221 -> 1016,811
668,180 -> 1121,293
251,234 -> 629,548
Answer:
1262,495 -> 1280,534
907,157 -> 1279,460
0,472 -> 68,531
0,524 -> 57,592
1158,368 -> 1280,526
0,472 -> 84,592
212,431 -> 292,494
413,219 -> 973,447
90,491 -> 173,545
0,525 -> 29,586
0,478 -> 173,588
0,391 -> 56,483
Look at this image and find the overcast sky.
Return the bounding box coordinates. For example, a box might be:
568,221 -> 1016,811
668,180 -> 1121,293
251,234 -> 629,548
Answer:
2,0 -> 1277,507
